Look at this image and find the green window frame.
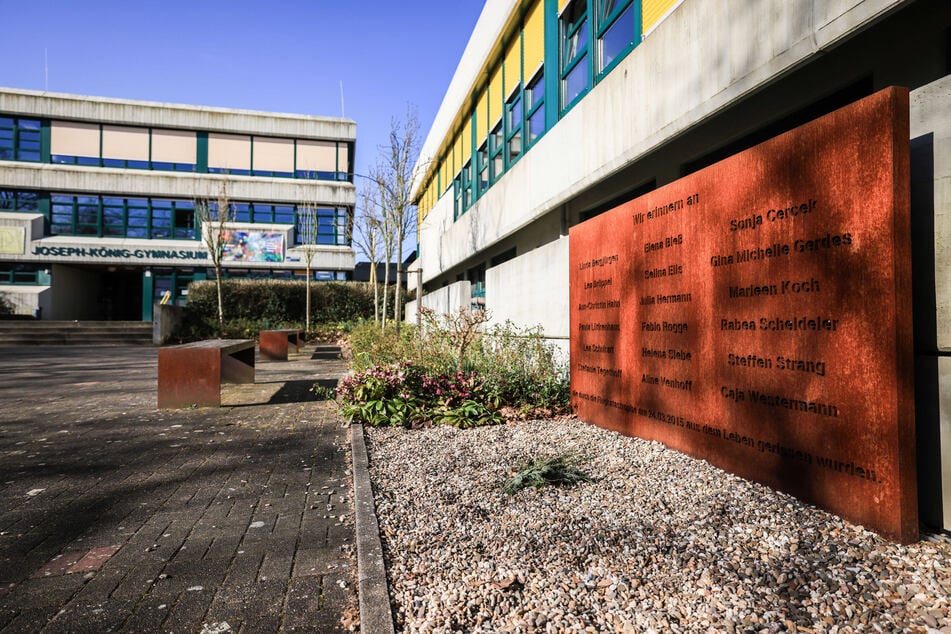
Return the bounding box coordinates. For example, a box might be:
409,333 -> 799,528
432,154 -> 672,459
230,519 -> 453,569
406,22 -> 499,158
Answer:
150,199 -> 175,239
453,172 -> 463,219
102,197 -> 150,238
596,0 -> 638,77
50,194 -> 196,240
296,206 -> 349,246
560,0 -> 591,113
525,68 -> 546,147
0,189 -> 40,212
476,141 -> 489,197
462,159 -> 473,210
505,90 -> 523,167
489,121 -> 504,184
0,116 -> 42,162
35,191 -> 348,245
0,264 -> 49,285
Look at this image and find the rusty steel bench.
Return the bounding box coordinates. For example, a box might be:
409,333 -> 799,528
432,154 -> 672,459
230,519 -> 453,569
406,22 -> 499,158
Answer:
259,328 -> 305,361
157,339 -> 255,408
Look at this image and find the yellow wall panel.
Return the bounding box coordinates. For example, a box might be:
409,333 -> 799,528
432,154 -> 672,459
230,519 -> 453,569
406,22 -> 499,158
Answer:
642,0 -> 678,34
559,0 -> 570,13
488,64 -> 503,125
453,132 -> 462,175
475,88 -> 488,142
461,117 -> 472,164
523,0 -> 545,77
503,35 -> 521,97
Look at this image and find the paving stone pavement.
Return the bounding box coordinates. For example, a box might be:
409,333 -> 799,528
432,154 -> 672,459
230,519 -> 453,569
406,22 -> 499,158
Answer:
0,344 -> 358,633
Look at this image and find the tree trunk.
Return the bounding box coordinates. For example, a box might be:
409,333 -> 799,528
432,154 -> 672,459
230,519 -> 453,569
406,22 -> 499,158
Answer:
305,262 -> 311,333
395,242 -> 403,334
370,263 -> 379,325
382,259 -> 390,330
215,265 -> 224,336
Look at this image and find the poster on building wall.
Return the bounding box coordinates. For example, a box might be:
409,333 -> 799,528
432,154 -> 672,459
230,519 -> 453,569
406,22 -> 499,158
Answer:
221,230 -> 285,263
569,87 -> 916,543
0,227 -> 25,255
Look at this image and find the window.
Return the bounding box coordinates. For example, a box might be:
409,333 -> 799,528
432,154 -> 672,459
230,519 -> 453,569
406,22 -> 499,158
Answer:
489,121 -> 504,184
505,92 -> 523,166
453,173 -> 463,219
127,200 -> 149,238
0,264 -> 48,285
152,199 -> 194,240
232,202 -> 251,223
101,197 -> 151,237
250,203 -> 296,224
0,189 -> 39,211
151,200 -> 172,238
296,207 -> 349,246
597,0 -> 636,75
476,141 -> 488,196
50,195 -> 76,236
76,195 -> 101,235
0,117 -> 42,162
462,160 -> 473,209
525,70 -> 546,146
560,0 -> 590,111
207,133 -> 251,175
173,203 -> 196,239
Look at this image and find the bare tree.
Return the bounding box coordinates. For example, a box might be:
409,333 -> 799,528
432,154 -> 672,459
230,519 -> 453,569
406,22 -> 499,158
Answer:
370,105 -> 421,333
296,196 -> 324,333
352,186 -> 384,324
373,180 -> 397,329
194,183 -> 234,335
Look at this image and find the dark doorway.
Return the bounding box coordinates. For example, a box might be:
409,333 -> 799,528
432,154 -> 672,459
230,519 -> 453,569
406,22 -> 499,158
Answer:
100,269 -> 143,320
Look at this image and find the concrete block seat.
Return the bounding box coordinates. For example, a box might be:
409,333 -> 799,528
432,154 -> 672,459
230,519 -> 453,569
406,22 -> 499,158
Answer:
259,329 -> 306,361
157,339 -> 255,408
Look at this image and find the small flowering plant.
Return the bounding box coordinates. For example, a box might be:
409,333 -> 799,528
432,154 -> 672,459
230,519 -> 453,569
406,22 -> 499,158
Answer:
418,370 -> 498,409
335,363 -> 502,428
336,362 -> 424,427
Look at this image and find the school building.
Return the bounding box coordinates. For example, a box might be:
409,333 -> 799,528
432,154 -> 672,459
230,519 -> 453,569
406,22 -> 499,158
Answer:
0,88 -> 356,321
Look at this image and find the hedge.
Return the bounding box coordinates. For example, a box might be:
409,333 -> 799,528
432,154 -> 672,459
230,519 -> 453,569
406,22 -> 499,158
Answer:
176,279 -> 406,340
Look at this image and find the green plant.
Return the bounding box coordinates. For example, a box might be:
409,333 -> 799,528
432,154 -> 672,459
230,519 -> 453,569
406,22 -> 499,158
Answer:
349,320 -> 425,371
434,399 -> 502,428
340,311 -> 571,426
336,363 -> 423,427
471,321 -> 571,412
502,454 -> 593,495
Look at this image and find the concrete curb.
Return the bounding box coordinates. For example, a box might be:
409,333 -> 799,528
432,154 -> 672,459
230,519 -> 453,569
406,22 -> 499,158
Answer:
351,422 -> 396,634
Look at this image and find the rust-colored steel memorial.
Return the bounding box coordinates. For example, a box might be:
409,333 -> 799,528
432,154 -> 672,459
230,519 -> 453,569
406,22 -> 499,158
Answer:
569,88 -> 917,543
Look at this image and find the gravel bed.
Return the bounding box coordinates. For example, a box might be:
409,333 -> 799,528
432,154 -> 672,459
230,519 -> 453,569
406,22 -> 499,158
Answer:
366,418 -> 951,633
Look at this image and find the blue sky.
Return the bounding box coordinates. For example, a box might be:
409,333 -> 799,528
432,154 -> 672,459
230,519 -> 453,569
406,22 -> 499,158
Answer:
0,0 -> 484,204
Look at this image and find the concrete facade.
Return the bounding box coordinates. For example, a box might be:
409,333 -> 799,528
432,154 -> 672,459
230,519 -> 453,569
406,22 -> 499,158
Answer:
413,0 -> 948,337
412,0 -> 951,533
0,88 -> 356,321
911,74 -> 951,531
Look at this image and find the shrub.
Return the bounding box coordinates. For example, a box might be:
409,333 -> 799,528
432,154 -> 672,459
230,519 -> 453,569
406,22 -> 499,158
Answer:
336,363 -> 424,427
0,293 -> 13,316
172,279 -> 406,342
349,321 -> 427,371
339,311 -> 571,428
473,321 -> 570,412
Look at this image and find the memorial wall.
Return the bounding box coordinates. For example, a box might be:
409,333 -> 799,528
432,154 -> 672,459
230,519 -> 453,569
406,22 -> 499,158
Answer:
569,88 -> 917,543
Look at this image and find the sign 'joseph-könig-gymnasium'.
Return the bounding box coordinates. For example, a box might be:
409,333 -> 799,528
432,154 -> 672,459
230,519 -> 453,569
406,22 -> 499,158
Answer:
569,87 -> 917,543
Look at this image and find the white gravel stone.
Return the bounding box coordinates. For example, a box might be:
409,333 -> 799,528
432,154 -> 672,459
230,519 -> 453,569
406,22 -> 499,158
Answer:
366,418 -> 951,633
